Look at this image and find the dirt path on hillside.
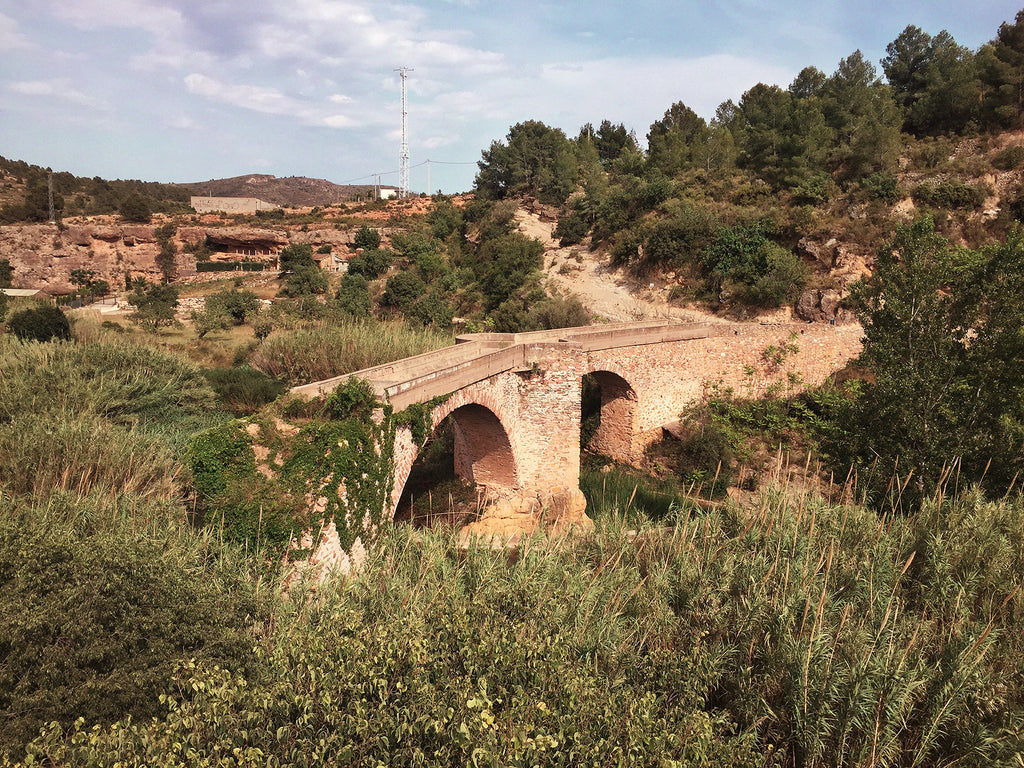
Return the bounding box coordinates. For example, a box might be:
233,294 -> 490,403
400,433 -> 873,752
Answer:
515,208 -> 780,325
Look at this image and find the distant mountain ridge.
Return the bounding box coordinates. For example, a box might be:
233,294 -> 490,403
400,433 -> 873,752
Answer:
175,174 -> 397,207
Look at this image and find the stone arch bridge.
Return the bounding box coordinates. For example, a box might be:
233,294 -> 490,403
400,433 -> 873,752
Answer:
293,320 -> 860,519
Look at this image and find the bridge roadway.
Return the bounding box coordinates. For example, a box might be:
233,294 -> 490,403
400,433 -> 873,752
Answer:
292,319 -> 712,409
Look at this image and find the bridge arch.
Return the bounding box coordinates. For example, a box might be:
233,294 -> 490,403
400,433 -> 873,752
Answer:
582,368 -> 638,462
393,400 -> 519,522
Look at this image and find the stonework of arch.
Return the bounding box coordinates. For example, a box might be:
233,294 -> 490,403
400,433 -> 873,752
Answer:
447,404 -> 519,490
584,369 -> 638,462
390,382 -> 525,517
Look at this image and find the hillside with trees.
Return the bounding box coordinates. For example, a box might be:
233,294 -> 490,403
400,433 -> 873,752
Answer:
3,8 -> 1024,768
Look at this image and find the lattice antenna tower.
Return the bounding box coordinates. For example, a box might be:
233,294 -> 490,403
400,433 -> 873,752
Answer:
395,66 -> 413,197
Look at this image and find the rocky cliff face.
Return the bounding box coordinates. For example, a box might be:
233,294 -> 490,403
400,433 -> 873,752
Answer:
0,219 -> 361,293
1,222 -> 169,293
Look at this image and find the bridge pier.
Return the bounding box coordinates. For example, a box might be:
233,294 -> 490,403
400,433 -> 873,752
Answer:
389,346 -> 586,518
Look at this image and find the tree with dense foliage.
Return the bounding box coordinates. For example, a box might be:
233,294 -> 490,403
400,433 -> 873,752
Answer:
278,243 -> 315,273
153,222 -> 178,283
820,51 -> 903,180
5,305 -> 71,342
978,10 -> 1024,129
192,287 -> 260,337
475,121 -> 578,205
278,243 -> 327,297
827,218 -> 1024,510
335,273 -> 372,317
646,102 -> 712,177
788,66 -> 827,99
427,197 -> 463,240
0,259 -> 12,289
128,283 -> 179,327
736,83 -> 830,188
353,225 -> 381,251
118,192 -> 152,223
380,271 -> 426,314
475,232 -> 545,311
346,249 -> 393,280
579,119 -> 639,167
882,26 -> 980,136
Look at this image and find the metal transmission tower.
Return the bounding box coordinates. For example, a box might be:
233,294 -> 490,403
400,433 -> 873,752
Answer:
395,66 -> 413,197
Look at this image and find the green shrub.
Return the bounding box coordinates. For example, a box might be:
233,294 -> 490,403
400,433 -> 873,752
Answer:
325,376 -> 378,420
128,283 -> 179,327
335,273 -> 372,317
203,366 -> 287,416
279,264 -> 328,297
993,144 -> 1024,171
861,172 -> 900,202
6,305 -> 71,342
353,225 -> 382,251
381,271 -> 426,312
912,179 -> 989,210
0,503 -> 264,755
118,192 -> 151,223
346,248 -> 393,279
553,211 -> 589,245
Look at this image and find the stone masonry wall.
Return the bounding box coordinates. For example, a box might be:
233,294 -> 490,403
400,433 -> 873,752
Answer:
588,323 -> 862,459
387,322 -> 862,517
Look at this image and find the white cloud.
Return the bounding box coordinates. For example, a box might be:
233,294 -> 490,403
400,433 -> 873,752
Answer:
184,72 -> 361,128
322,114 -> 357,128
168,115 -> 200,130
48,0 -> 185,36
8,78 -> 101,107
0,12 -> 32,50
185,73 -> 292,114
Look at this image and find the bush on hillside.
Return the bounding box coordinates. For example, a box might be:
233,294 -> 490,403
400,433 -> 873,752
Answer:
6,305 -> 71,342
118,192 -> 151,223
346,248 -> 393,280
353,225 -> 382,251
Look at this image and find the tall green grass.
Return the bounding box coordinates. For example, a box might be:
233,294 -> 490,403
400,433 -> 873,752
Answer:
17,488 -> 1023,766
0,415 -> 180,501
580,457 -> 700,523
249,318 -> 454,385
0,336 -> 228,452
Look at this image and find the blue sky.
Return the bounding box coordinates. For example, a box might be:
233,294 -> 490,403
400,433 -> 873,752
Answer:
1,1 -> 1022,195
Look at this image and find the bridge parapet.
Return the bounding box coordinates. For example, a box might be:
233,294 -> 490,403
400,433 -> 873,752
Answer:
293,320 -> 712,407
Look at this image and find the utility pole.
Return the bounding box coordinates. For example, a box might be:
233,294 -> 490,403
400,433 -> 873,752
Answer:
395,66 -> 413,198
426,159 -> 431,198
